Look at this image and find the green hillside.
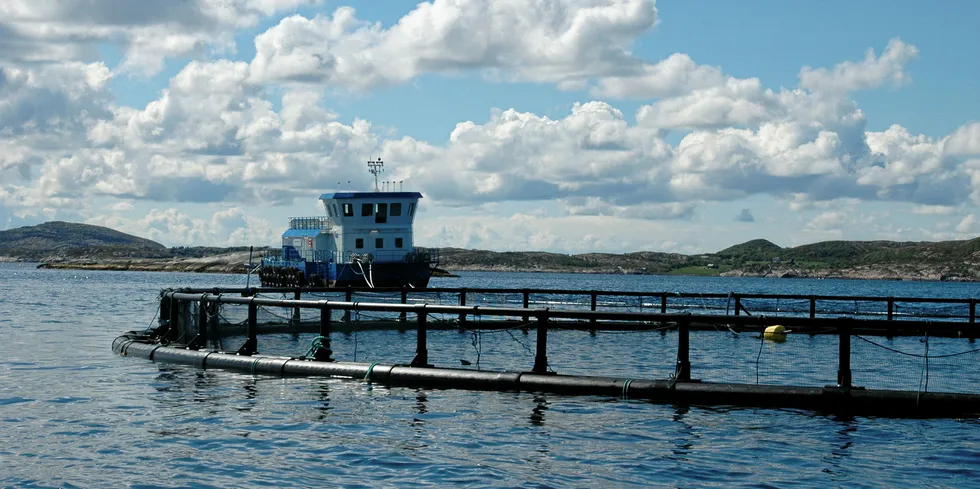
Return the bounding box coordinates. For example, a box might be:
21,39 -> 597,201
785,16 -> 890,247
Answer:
0,221 -> 168,260
715,239 -> 783,261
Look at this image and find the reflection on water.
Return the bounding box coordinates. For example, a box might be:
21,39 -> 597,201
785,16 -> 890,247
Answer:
670,405 -> 696,460
529,396 -> 549,426
823,421 -> 857,475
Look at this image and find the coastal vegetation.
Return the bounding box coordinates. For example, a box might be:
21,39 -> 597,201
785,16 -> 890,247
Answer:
2,221 -> 977,281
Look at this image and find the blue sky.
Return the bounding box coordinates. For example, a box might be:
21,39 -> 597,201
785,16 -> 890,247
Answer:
2,0 -> 979,254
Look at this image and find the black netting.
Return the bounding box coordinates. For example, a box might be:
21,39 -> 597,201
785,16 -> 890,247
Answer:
162,289 -> 980,395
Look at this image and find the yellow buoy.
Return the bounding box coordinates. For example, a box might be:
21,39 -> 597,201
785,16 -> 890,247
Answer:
763,325 -> 787,342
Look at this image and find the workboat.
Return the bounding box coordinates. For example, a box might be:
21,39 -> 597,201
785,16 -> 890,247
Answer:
258,159 -> 438,288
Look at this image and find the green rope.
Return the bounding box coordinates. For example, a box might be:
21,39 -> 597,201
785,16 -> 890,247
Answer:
622,379 -> 634,399
364,362 -> 379,381
304,335 -> 328,358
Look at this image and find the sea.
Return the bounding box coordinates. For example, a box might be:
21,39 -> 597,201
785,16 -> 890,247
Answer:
2,262 -> 979,488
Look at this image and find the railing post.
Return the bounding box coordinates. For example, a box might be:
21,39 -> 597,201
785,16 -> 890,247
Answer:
169,296 -> 181,342
887,298 -> 894,321
399,288 -> 408,323
674,315 -> 691,382
532,311 -> 550,373
343,288 -> 352,322
970,299 -> 976,325
158,294 -> 171,337
809,297 -> 816,319
522,289 -> 530,322
410,306 -> 431,367
837,319 -> 852,388
458,288 -> 467,326
191,296 -> 208,350
660,294 -> 667,314
292,289 -> 301,324
313,305 -> 333,362
590,291 -> 598,328
734,296 -> 741,316
237,299 -> 258,355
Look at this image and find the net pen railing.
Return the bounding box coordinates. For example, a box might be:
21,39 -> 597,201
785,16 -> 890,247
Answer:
170,286 -> 980,326
150,290 -> 980,395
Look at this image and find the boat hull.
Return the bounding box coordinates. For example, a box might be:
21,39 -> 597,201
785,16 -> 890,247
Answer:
258,260 -> 434,288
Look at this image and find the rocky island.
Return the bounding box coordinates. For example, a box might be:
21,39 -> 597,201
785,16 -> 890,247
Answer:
1,221 -> 978,282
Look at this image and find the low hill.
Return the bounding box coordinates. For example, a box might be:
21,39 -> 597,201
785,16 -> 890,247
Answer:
0,221 -> 168,261
715,239 -> 782,261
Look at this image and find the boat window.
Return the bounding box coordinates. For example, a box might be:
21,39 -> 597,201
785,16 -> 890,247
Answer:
355,238 -> 364,249
408,203 -> 415,216
391,203 -> 402,216
343,203 -> 354,217
361,203 -> 373,216
395,237 -> 403,248
326,206 -> 334,217
333,204 -> 340,217
376,238 -> 383,249
375,203 -> 388,223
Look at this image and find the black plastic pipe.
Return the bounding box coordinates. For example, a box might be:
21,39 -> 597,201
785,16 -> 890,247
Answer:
112,335 -> 980,418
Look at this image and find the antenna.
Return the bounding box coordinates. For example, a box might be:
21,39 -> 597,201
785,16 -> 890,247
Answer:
399,180 -> 403,191
367,157 -> 384,192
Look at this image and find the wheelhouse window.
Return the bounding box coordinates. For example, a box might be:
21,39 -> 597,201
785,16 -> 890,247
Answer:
343,203 -> 354,216
361,203 -> 373,216
355,238 -> 364,249
326,206 -> 334,217
333,204 -> 340,217
391,203 -> 402,216
375,238 -> 383,248
408,203 -> 415,216
375,203 -> 388,223
395,238 -> 403,248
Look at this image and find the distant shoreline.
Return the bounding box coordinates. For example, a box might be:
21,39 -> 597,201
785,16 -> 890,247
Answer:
16,256 -> 974,282
4,221 -> 979,283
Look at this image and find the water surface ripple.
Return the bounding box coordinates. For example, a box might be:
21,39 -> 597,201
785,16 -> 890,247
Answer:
1,264 -> 979,488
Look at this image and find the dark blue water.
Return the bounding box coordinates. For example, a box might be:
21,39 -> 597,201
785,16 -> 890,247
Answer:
2,263 -> 979,488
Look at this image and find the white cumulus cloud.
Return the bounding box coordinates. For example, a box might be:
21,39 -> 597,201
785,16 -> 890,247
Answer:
248,0 -> 659,89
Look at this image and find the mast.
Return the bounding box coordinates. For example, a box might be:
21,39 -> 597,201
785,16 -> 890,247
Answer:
368,157 -> 384,192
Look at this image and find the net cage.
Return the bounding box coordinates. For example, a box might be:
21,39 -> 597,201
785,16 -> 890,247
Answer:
162,290 -> 980,395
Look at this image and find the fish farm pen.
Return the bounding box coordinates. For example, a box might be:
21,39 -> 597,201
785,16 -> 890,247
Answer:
113,286 -> 980,418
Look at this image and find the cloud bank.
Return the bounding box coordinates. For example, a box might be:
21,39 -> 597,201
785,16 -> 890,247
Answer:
1,0 -> 978,251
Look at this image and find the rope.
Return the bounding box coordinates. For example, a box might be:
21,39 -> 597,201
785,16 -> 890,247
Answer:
622,379 -> 634,399
470,331 -> 482,370
855,335 -> 980,358
918,333 -> 930,397
142,308 -> 160,334
304,335 -> 329,358
364,362 -> 379,381
752,327 -> 764,385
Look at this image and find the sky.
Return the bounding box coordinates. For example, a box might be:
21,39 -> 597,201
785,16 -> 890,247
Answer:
2,0 -> 980,255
